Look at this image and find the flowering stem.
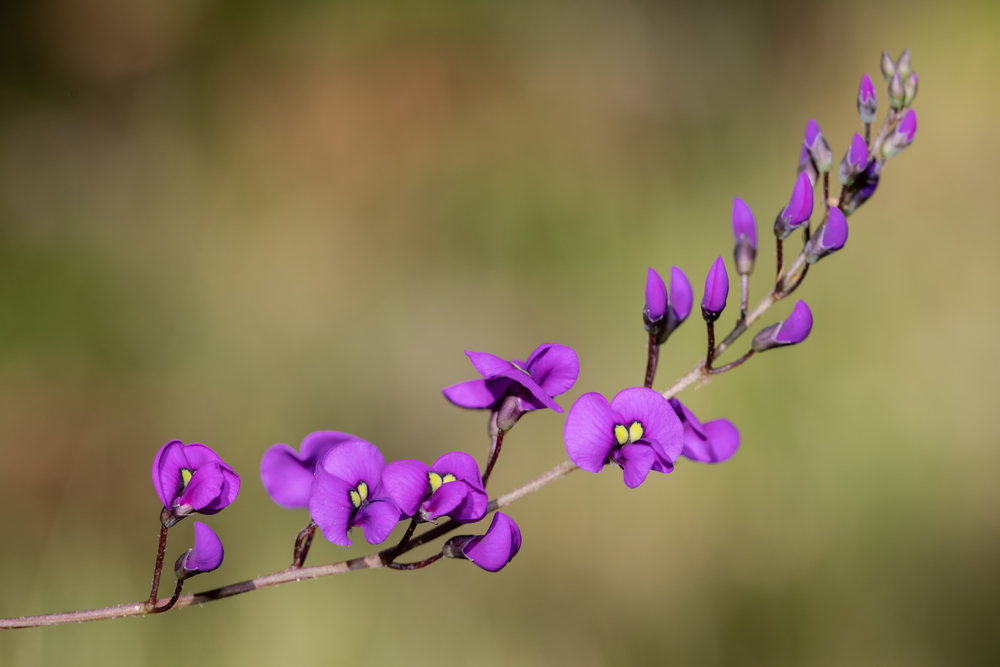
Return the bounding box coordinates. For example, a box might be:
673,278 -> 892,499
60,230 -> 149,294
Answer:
387,553 -> 443,571
482,429 -> 505,487
151,580 -> 184,614
291,520 -> 317,568
822,172 -> 830,223
739,275 -> 749,323
386,517 -> 420,565
705,321 -> 716,371
864,122 -> 871,145
643,333 -> 660,389
146,523 -> 169,610
707,349 -> 754,375
775,237 -> 784,283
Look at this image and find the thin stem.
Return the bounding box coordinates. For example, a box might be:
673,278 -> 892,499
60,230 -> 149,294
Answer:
781,251 -> 808,294
643,333 -> 660,389
775,237 -> 784,284
482,429 -> 505,487
387,553 -> 444,571
705,320 -> 716,371
708,349 -> 754,375
146,522 -> 169,609
386,517 -> 420,565
151,580 -> 184,614
291,521 -> 317,569
864,122 -> 871,145
822,172 -> 830,223
739,274 -> 749,322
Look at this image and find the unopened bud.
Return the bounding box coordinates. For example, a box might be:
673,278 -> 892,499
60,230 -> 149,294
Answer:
903,72 -> 919,107
773,172 -> 814,240
840,161 -> 881,216
700,257 -> 729,322
496,394 -> 525,432
838,133 -> 870,186
889,72 -> 905,109
857,73 -> 878,124
803,119 -> 834,173
882,109 -> 917,160
896,49 -> 912,78
174,522 -> 224,580
443,535 -> 475,559
880,50 -> 896,82
805,208 -> 848,263
752,301 -> 813,352
731,197 -> 757,276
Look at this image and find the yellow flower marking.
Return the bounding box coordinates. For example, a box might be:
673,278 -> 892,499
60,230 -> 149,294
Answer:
614,424 -> 629,446
628,421 -> 644,443
428,472 -> 458,494
349,481 -> 369,509
180,468 -> 193,491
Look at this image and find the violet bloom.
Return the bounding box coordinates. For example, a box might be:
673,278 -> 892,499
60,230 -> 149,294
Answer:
858,73 -> 878,124
774,172 -> 814,240
803,119 -> 833,172
841,161 -> 881,216
838,133 -> 870,186
564,387 -> 683,488
442,343 -> 579,425
882,109 -> 917,160
382,451 -> 488,524
701,257 -> 729,321
669,266 -> 693,323
443,512 -> 522,573
260,431 -> 354,510
731,197 -> 757,276
174,522 -> 225,580
152,440 -> 241,527
805,208 -> 849,263
645,268 -> 668,322
752,300 -> 813,352
308,438 -> 400,547
668,398 -> 740,464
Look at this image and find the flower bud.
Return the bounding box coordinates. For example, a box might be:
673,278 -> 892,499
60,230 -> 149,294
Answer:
669,267 -> 693,324
773,172 -> 814,240
857,74 -> 878,124
896,49 -> 911,78
174,522 -> 224,581
840,161 -> 881,216
752,301 -> 813,352
805,208 -> 848,263
700,257 -> 729,322
880,50 -> 896,82
442,535 -> 475,559
644,266 -> 691,345
797,144 -> 818,187
444,512 -> 521,572
731,197 -> 757,276
496,394 -> 525,432
838,132 -> 870,186
889,71 -> 905,109
881,109 -> 917,160
803,120 -> 834,173
903,72 -> 919,107
644,267 -> 668,322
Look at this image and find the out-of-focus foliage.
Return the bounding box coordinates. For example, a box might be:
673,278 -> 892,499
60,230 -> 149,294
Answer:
1,0 -> 997,664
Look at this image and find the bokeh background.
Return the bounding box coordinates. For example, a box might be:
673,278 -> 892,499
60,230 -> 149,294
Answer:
0,0 -> 997,664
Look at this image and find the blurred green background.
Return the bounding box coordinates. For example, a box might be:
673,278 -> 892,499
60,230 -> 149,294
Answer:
0,0 -> 997,664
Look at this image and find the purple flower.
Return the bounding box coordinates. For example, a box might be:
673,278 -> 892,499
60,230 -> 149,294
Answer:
701,256 -> 729,321
669,267 -> 693,322
668,398 -> 740,464
857,73 -> 878,124
564,387 -> 683,488
731,197 -> 757,275
805,208 -> 849,263
443,512 -> 522,572
645,267 -> 668,322
308,438 -> 400,547
260,431 -> 354,510
752,300 -> 813,352
174,522 -> 225,580
152,441 -> 240,526
442,343 -> 579,417
841,160 -> 881,216
803,119 -> 833,172
774,172 -> 814,240
882,109 -> 917,159
382,451 -> 488,524
838,133 -> 870,186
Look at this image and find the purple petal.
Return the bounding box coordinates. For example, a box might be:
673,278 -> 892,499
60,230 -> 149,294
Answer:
899,109 -> 917,142
774,300 -> 813,344
176,463 -> 225,512
465,351 -> 516,380
731,197 -> 757,247
352,499 -> 400,546
563,392 -> 619,473
821,208 -> 848,252
646,438 -> 676,473
198,462 -> 240,514
431,451 -> 484,490
645,268 -> 668,321
785,172 -> 815,225
669,267 -> 693,321
450,485 -> 489,524
465,350 -> 563,413
261,445 -> 314,510
179,443 -> 224,470
525,343 -> 579,399
423,481 -> 469,521
704,419 -> 740,462
701,256 -> 729,314
610,387 -> 684,461
186,522 -> 225,573
442,378 -> 511,409
464,512 -> 521,572
382,459 -> 431,517
152,440 -> 187,508
849,133 -> 869,170
317,439 -> 386,490
668,397 -> 706,439
804,119 -> 821,146
309,464 -> 355,547
300,431 -> 355,465
859,73 -> 876,103
613,443 -> 657,488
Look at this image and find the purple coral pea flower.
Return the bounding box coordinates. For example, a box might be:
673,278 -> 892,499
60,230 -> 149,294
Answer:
857,73 -> 878,124
752,300 -> 813,352
803,119 -> 833,172
774,172 -> 815,240
174,522 -> 225,580
308,439 -> 400,547
668,398 -> 740,464
731,197 -> 757,276
564,387 -> 684,489
882,109 -> 917,160
838,133 -> 870,186
442,343 -> 579,415
152,440 -> 240,526
645,268 -> 668,322
260,431 -> 354,510
805,208 -> 848,263
446,512 -> 522,572
701,257 -> 729,320
382,451 -> 488,524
